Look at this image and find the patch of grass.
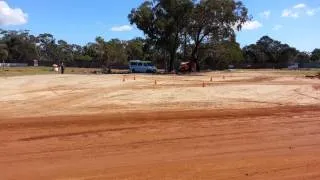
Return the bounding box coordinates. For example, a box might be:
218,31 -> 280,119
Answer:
64,67 -> 99,74
0,67 -> 100,77
1,67 -> 319,77
0,67 -> 53,77
269,69 -> 320,76
233,69 -> 320,76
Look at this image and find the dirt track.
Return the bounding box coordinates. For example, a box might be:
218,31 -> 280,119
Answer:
0,71 -> 320,179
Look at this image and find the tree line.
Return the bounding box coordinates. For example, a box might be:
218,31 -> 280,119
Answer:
0,30 -> 147,68
1,0 -> 319,71
243,36 -> 320,68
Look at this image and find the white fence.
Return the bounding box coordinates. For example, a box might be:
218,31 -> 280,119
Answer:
0,63 -> 28,67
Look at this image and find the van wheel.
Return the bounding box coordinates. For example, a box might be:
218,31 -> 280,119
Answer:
132,69 -> 136,73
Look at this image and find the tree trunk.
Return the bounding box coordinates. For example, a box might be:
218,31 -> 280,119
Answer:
195,60 -> 200,72
183,32 -> 187,59
191,43 -> 201,72
169,51 -> 175,72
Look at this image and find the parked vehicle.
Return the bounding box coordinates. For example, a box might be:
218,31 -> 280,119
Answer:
129,60 -> 157,73
179,61 -> 196,73
288,63 -> 299,70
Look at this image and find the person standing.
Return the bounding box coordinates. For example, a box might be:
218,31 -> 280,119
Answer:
60,62 -> 65,74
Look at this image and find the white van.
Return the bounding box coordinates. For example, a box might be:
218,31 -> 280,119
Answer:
129,60 -> 157,73
288,63 -> 299,70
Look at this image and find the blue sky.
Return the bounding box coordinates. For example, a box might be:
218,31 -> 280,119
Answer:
0,0 -> 320,51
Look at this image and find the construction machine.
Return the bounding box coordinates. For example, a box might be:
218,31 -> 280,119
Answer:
179,61 -> 196,73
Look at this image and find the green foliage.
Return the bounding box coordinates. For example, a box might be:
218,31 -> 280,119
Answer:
129,0 -> 194,71
0,30 -> 38,63
295,52 -> 311,64
243,36 -> 300,66
126,37 -> 145,60
311,49 -> 320,61
129,0 -> 249,71
217,42 -> 244,64
201,41 -> 244,69
188,0 -> 249,71
105,39 -> 128,66
0,45 -> 9,67
75,55 -> 93,61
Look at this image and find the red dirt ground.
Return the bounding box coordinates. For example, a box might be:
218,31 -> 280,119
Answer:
1,106 -> 320,180
0,72 -> 319,179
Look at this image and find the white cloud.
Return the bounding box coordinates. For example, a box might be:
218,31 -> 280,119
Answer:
110,25 -> 133,32
0,1 -> 28,26
306,8 -> 320,16
272,25 -> 283,31
282,4 -> 320,18
293,3 -> 306,9
242,20 -> 263,30
282,9 -> 299,18
291,12 -> 299,18
282,9 -> 290,17
260,10 -> 271,19
306,9 -> 316,16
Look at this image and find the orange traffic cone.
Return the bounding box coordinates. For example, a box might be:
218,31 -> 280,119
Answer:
202,82 -> 206,87
134,75 -> 136,80
210,76 -> 213,82
154,80 -> 157,85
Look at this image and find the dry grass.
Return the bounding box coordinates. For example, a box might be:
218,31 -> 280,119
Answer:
232,69 -> 320,76
1,67 -> 319,77
0,67 -> 100,76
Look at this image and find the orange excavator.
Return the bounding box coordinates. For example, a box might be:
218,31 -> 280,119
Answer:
179,61 -> 196,73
